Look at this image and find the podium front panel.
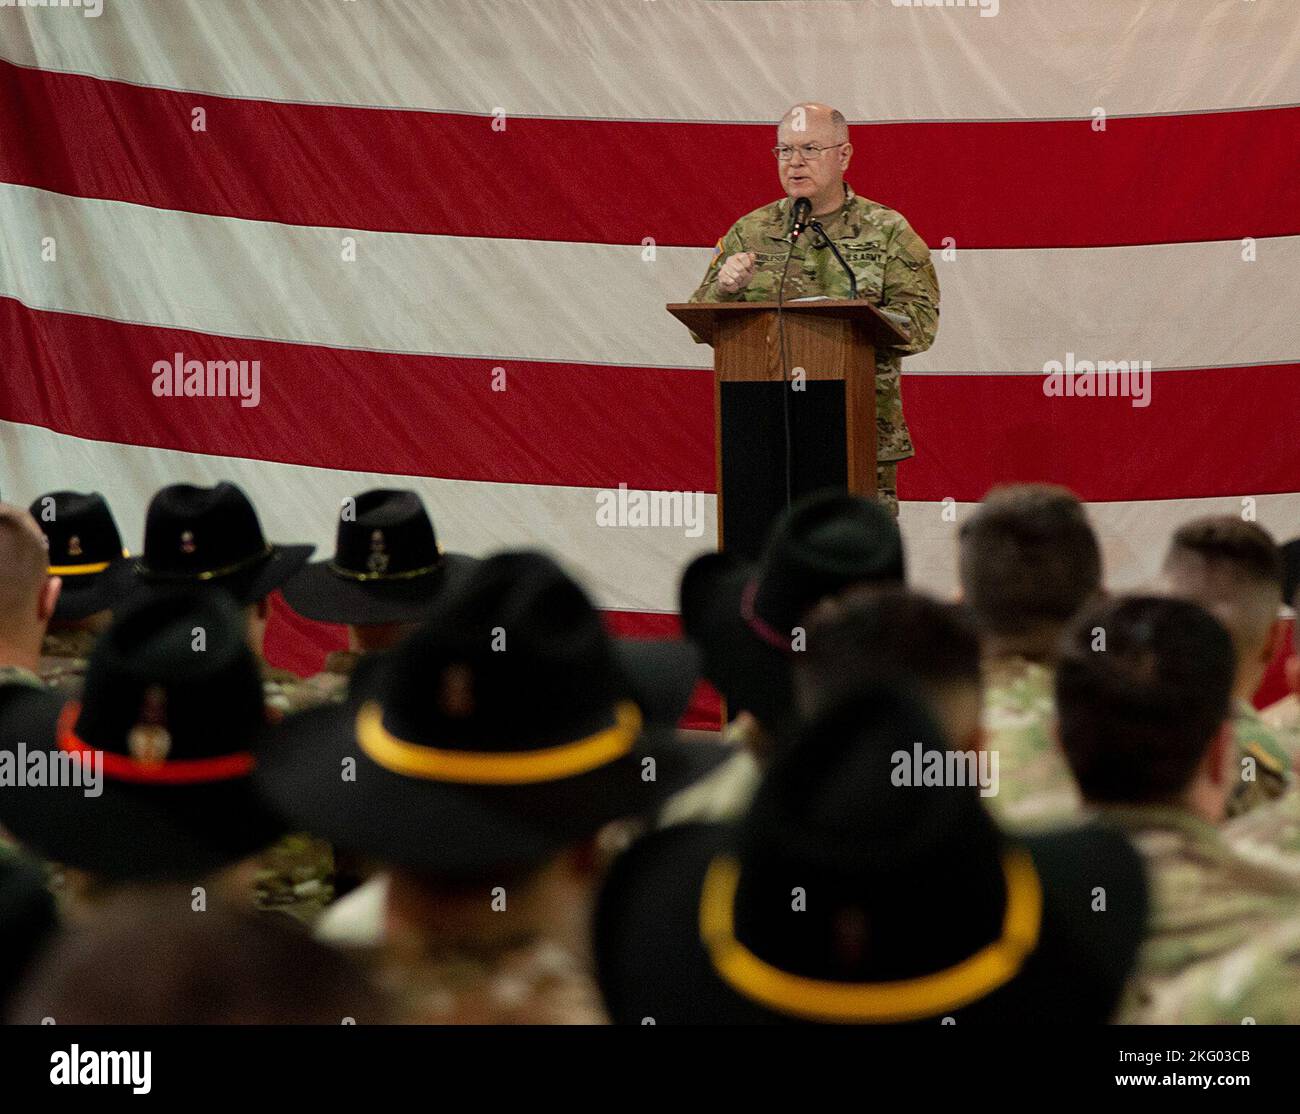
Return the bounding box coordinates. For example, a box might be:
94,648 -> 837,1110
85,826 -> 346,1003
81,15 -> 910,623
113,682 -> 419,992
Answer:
718,379 -> 848,558
711,310 -> 878,555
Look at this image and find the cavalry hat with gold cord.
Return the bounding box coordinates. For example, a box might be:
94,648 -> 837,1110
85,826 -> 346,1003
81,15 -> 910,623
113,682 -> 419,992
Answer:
594,681 -> 1149,1024
281,489 -> 479,626
133,481 -> 313,604
28,491 -> 135,622
255,551 -> 728,878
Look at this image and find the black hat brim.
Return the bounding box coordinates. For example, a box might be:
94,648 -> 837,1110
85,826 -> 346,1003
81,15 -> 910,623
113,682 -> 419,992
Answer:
679,552 -> 791,728
135,543 -> 315,606
0,687 -> 285,881
280,553 -> 479,626
613,638 -> 702,728
52,560 -> 136,622
253,697 -> 729,878
594,820 -> 1148,1025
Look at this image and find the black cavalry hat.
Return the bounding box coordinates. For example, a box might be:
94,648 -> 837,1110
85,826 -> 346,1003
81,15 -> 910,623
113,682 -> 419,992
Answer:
134,482 -> 313,604
595,682 -> 1149,1025
28,491 -> 135,622
255,551 -> 727,879
680,489 -> 904,729
281,489 -> 478,625
0,590 -> 286,880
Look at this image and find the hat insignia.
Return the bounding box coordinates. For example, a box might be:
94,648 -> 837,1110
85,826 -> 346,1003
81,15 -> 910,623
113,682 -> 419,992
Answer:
127,685 -> 172,764
367,529 -> 389,574
67,535 -> 83,557
438,664 -> 475,719
180,530 -> 196,555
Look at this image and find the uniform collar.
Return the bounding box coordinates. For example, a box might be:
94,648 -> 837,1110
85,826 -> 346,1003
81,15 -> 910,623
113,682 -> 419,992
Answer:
1094,803 -> 1228,855
772,183 -> 858,241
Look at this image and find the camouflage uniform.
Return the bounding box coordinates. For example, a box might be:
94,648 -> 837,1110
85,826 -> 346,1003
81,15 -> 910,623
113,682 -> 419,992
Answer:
979,657 -> 1082,833
1224,790 -> 1300,878
255,664 -> 336,924
1106,804 -> 1300,1024
1227,699 -> 1295,818
1262,692 -> 1299,733
300,649 -> 360,706
38,628 -> 96,697
372,937 -> 607,1025
0,665 -> 44,691
690,183 -> 940,489
658,748 -> 762,828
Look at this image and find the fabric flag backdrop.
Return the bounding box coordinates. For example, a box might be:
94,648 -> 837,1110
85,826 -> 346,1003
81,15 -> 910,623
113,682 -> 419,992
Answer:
2,1 -> 1298,722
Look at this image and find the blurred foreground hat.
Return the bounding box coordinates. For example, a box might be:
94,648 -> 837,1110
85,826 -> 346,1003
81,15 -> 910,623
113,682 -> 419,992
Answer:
0,590 -> 284,880
680,490 -> 904,727
257,551 -> 726,878
595,682 -> 1148,1024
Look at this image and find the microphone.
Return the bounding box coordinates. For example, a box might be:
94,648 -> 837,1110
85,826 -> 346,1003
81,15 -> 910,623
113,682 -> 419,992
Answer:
809,218 -> 859,300
788,196 -> 812,242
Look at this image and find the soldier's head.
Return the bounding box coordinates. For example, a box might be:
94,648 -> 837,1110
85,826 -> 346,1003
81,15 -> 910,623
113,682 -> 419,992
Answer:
958,485 -> 1102,662
8,884 -> 385,1023
0,503 -> 62,668
776,103 -> 852,217
1056,595 -> 1237,822
1159,517 -> 1285,703
796,588 -> 984,753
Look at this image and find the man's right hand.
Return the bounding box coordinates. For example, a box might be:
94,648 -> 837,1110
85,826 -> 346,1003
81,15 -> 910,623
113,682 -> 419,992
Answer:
717,251 -> 757,294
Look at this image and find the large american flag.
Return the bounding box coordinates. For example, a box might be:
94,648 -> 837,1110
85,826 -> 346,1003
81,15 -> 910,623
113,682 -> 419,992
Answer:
2,1 -> 1298,712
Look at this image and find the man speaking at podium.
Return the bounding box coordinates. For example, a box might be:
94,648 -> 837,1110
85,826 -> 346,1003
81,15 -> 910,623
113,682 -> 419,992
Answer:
689,103 -> 940,517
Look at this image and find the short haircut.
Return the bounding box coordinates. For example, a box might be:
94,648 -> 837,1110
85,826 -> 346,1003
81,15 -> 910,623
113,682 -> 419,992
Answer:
8,886 -> 385,1024
797,588 -> 982,716
0,504 -> 50,640
958,485 -> 1102,638
1055,595 -> 1235,805
1161,517 -> 1283,661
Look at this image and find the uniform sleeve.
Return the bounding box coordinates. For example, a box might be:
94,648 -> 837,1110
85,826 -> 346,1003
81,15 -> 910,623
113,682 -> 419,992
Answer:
880,218 -> 940,357
689,224 -> 748,304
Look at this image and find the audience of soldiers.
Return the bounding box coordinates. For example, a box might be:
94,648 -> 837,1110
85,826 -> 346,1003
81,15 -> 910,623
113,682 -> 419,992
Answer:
0,479 -> 1298,1024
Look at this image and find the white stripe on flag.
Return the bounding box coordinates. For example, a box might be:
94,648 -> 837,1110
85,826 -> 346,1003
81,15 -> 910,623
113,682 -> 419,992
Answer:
2,184 -> 1298,375
2,0 -> 1298,120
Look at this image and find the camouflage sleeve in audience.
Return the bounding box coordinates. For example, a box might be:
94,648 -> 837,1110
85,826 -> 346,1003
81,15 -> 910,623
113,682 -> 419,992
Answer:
1227,701 -> 1294,818
1130,913 -> 1300,1024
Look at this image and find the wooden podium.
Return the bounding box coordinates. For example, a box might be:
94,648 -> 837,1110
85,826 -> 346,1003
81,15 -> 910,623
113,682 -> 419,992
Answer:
667,299 -> 908,558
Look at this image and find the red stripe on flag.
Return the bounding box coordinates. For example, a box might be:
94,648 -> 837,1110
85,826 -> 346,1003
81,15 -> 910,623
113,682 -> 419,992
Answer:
2,60 -> 1298,248
899,366 -> 1300,503
0,298 -> 713,492
4,299 -> 1299,502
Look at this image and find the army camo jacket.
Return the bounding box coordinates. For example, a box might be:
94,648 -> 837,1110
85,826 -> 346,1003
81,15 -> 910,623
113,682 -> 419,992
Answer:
690,184 -> 940,461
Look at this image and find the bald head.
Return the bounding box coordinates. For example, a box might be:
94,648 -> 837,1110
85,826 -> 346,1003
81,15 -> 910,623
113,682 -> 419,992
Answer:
1160,517 -> 1284,700
775,103 -> 853,217
0,503 -> 60,655
779,103 -> 849,142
